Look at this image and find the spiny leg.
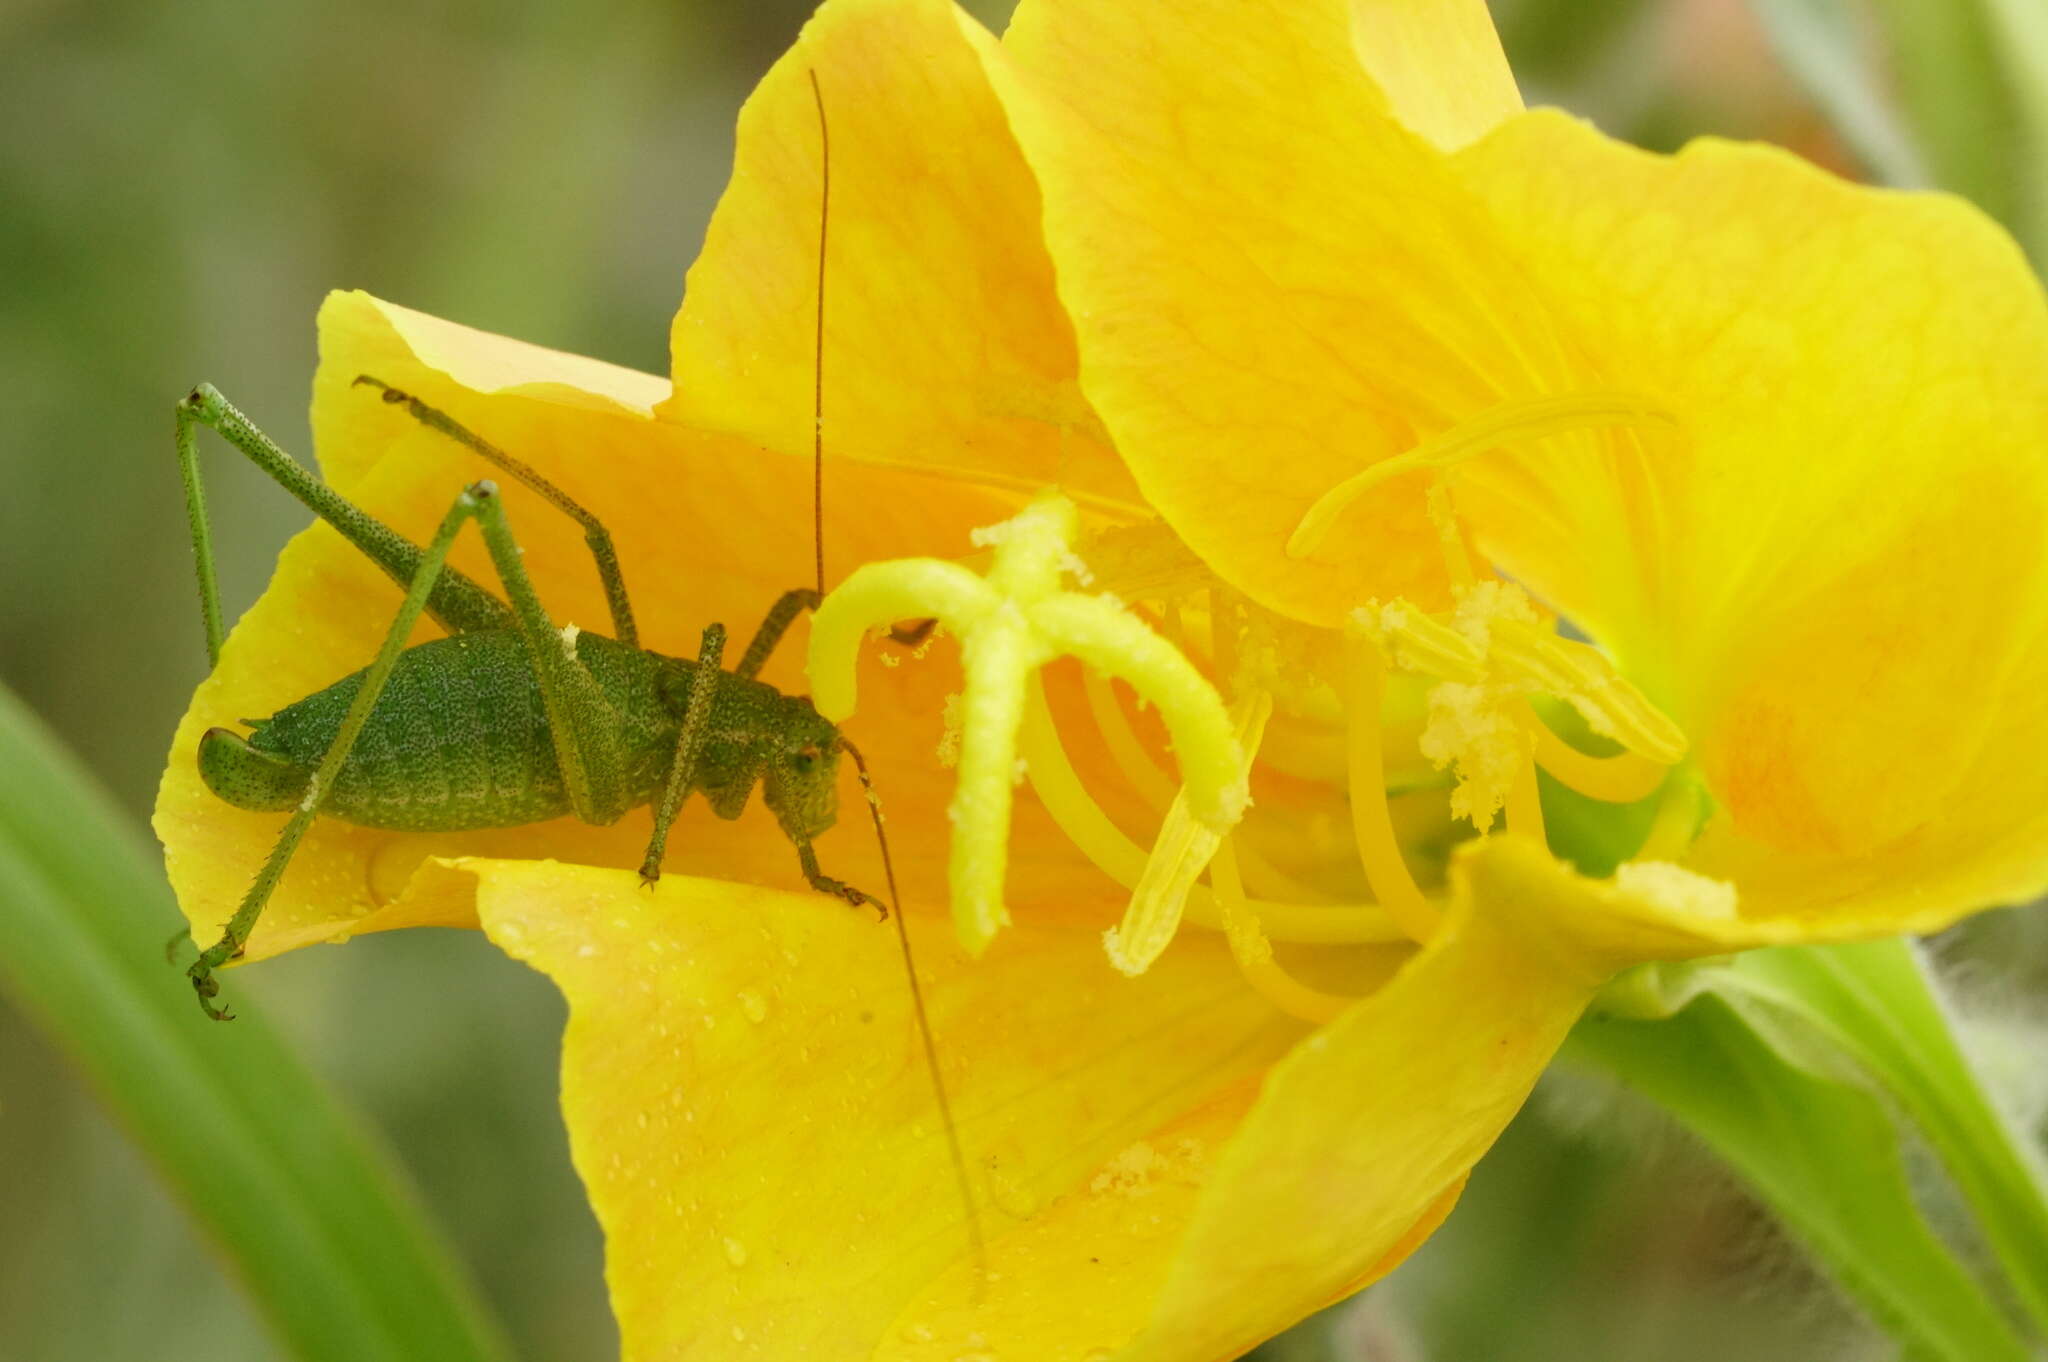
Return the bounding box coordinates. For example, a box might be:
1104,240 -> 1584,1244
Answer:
188,483 -> 500,1018
459,482 -> 634,826
176,384 -> 514,662
354,376 -> 640,649
735,590 -> 932,683
793,832 -> 886,921
639,623 -> 727,884
735,589 -> 819,681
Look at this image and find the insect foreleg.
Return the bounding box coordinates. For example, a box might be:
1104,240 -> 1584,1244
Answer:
734,589 -> 821,681
637,623 -> 728,885
353,376 -> 641,649
188,482 -> 504,1018
175,384 -> 516,651
792,833 -> 886,922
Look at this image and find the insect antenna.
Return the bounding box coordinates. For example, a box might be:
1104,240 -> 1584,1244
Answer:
840,736 -> 987,1282
807,68 -> 830,599
808,69 -> 933,647
809,71 -> 983,1286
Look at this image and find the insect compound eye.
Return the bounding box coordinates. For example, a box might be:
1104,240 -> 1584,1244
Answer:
793,745 -> 822,773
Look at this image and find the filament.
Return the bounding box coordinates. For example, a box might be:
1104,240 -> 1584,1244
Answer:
1343,633 -> 1443,943
1018,678 -> 1403,945
1505,716 -> 1547,847
1528,703 -> 1669,803
1212,837 -> 1357,1026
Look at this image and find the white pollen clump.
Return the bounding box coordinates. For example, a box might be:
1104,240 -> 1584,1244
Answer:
1060,548 -> 1095,586
1450,579 -> 1537,651
1615,860 -> 1739,921
878,651 -> 900,668
1090,1142 -> 1163,1197
936,693 -> 964,768
559,622 -> 581,661
969,521 -> 1013,549
1012,756 -> 1029,785
1419,680 -> 1525,830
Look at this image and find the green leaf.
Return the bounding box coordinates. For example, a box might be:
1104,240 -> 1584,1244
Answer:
1744,0 -> 1933,187
1747,0 -> 2048,259
0,683 -> 513,1362
1567,995 -> 2032,1362
1706,940 -> 2048,1338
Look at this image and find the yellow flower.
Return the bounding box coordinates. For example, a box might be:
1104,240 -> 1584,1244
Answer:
154,1 -> 2048,1360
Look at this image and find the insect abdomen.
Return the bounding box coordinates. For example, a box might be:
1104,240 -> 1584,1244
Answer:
238,631 -> 672,831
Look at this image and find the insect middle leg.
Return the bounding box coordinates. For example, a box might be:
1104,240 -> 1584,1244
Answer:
353,376 -> 641,648
638,622 -> 729,885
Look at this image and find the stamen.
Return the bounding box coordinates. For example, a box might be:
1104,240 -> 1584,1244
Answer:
1212,837 -> 1356,1026
1528,703 -> 1669,804
1359,600 -> 1487,683
1105,690 -> 1275,975
1343,628 -> 1443,943
1287,391 -> 1677,559
1487,619 -> 1687,765
1018,678 -> 1402,945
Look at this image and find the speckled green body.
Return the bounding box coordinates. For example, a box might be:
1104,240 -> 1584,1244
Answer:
200,631 -> 842,837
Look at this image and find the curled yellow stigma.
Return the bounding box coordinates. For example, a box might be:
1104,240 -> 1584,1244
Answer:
1286,390 -> 1678,560
808,491 -> 1248,955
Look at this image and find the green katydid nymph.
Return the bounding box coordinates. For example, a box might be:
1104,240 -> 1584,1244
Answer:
174,377 -> 878,1021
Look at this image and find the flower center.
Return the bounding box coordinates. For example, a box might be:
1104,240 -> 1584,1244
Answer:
808,452 -> 1696,1028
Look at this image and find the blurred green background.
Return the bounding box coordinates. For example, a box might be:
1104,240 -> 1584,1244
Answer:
1,1 -> 2042,1359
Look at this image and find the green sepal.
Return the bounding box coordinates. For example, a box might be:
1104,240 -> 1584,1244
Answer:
1567,990 -> 2034,1362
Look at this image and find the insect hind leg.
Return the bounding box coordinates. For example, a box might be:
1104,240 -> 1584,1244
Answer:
174,383 -> 515,668
186,481 -> 513,1018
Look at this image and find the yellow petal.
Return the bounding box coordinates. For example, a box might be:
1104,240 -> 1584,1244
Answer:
980,0 -> 1574,626
312,291 -> 668,496
1110,835 -> 1796,1358
468,857 -> 1300,1360
661,0 -> 1139,513
1347,0 -> 1521,151
470,837 -> 1758,1361
155,290 -> 1043,962
1454,112 -> 2048,925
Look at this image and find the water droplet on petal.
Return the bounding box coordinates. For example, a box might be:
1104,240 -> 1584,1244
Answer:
723,1236 -> 749,1268
738,990 -> 767,1023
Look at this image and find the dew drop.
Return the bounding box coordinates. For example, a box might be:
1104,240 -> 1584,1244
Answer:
723,1236 -> 749,1268
738,990 -> 767,1023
